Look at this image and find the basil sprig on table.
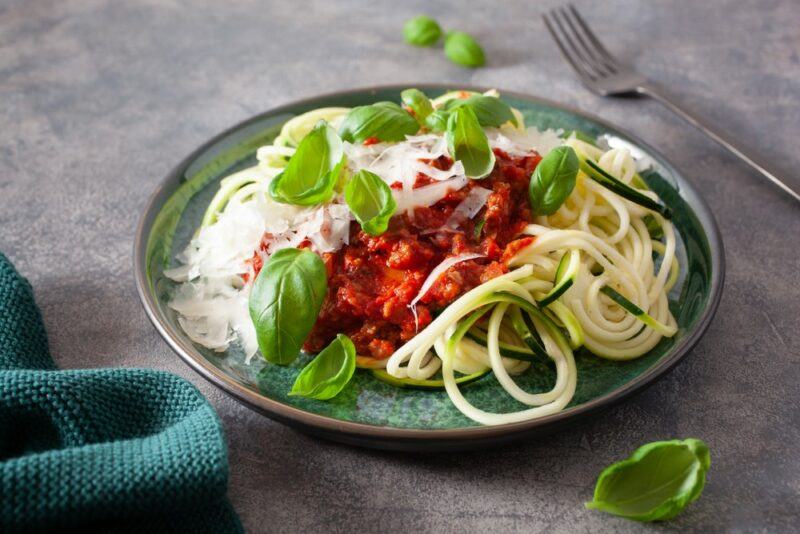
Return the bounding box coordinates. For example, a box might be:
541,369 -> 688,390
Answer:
268,120 -> 344,206
446,105 -> 495,179
442,95 -> 518,128
403,15 -> 442,47
587,438 -> 711,522
339,102 -> 420,144
248,248 -> 327,365
345,170 -> 397,236
290,334 -> 356,400
400,88 -> 434,123
528,146 -> 579,215
444,31 -> 485,68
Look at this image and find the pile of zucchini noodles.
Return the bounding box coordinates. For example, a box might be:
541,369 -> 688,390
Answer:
383,140 -> 679,426
189,92 -> 680,427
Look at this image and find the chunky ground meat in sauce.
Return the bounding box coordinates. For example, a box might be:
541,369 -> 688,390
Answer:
254,148 -> 541,359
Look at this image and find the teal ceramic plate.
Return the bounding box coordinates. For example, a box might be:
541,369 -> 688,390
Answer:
134,85 -> 724,451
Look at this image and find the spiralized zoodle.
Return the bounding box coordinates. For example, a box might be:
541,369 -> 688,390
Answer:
168,89 -> 680,426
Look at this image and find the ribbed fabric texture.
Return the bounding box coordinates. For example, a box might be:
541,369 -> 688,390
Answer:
0,253 -> 242,533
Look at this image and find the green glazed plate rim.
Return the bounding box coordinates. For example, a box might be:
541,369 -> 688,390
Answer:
134,84 -> 725,448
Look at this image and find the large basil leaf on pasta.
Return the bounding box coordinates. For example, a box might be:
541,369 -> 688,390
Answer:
290,334 -> 356,400
248,248 -> 328,365
269,120 -> 343,206
528,145 -> 579,215
446,105 -> 495,179
443,95 -> 517,128
345,170 -> 397,236
338,102 -> 420,143
586,439 -> 711,521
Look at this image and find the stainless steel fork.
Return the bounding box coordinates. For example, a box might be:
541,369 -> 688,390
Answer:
543,4 -> 800,204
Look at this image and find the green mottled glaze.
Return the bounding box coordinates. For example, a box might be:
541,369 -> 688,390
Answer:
144,87 -> 717,431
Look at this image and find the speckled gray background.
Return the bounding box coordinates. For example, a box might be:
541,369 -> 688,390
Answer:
2,0 -> 799,531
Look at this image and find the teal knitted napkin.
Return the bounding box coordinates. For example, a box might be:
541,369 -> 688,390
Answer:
0,253 -> 242,533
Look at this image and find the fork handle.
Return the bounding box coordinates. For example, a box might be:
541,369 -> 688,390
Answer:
638,83 -> 800,204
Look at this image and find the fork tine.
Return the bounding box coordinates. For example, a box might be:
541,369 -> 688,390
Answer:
567,4 -> 620,70
541,12 -> 596,83
550,7 -> 609,79
559,5 -> 618,74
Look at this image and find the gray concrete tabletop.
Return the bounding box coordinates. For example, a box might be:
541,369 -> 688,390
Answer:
2,0 -> 799,531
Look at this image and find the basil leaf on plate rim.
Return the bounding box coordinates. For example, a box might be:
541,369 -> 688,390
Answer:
528,145 -> 579,215
290,333 -> 357,400
446,105 -> 495,179
403,15 -> 442,47
268,120 -> 344,206
586,438 -> 711,522
444,31 -> 485,68
248,248 -> 328,365
345,169 -> 397,236
339,101 -> 420,144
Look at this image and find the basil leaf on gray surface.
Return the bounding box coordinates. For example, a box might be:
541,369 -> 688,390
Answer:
403,15 -> 442,47
444,31 -> 485,68
446,105 -> 495,179
289,334 -> 356,400
345,170 -> 397,236
443,95 -> 517,127
248,248 -> 328,365
586,438 -> 711,522
339,102 -> 420,143
528,145 -> 579,215
268,120 -> 343,206
400,88 -> 434,123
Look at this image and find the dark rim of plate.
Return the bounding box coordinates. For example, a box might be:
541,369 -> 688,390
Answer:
134,83 -> 725,444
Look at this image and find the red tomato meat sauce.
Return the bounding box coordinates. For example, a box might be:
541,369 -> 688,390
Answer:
253,148 -> 541,360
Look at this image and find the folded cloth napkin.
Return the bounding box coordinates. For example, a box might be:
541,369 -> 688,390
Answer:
0,253 -> 242,533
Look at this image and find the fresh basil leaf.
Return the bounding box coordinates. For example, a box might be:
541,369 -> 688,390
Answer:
345,170 -> 397,236
446,105 -> 495,179
339,101 -> 420,144
289,334 -> 356,400
444,31 -> 485,68
248,248 -> 328,365
444,95 -> 517,127
401,88 -> 434,122
269,120 -> 343,206
424,109 -> 450,133
403,15 -> 442,47
586,439 -> 710,522
528,146 -> 579,215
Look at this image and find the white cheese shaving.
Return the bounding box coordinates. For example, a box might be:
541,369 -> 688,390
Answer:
486,126 -> 564,157
165,173 -> 351,359
408,252 -> 485,311
393,176 -> 469,214
446,186 -> 493,228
